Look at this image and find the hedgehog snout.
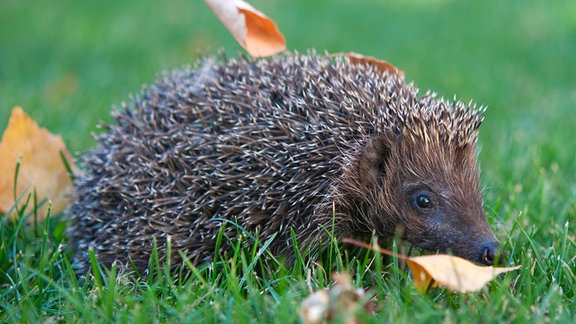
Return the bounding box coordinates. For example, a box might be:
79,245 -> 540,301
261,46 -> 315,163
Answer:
480,241 -> 501,266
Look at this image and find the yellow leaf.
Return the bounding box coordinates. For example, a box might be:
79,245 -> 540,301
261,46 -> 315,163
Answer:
407,254 -> 521,293
204,0 -> 286,57
342,238 -> 521,293
0,107 -> 76,220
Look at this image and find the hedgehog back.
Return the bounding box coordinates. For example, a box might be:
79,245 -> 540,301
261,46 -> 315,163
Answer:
69,54 -> 415,273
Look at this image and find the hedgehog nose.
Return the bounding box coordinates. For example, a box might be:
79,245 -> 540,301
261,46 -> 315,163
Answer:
481,241 -> 500,266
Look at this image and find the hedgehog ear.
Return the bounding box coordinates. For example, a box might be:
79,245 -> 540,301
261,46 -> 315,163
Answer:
358,136 -> 391,184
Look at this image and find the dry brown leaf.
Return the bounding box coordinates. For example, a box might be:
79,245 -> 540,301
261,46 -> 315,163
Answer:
343,238 -> 521,293
335,52 -> 405,77
300,272 -> 375,324
204,0 -> 286,57
0,107 -> 76,220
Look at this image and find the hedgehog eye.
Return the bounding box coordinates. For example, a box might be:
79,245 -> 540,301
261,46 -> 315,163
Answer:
411,191 -> 434,211
416,195 -> 431,208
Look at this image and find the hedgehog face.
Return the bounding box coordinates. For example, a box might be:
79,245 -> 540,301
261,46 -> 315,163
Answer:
356,134 -> 500,265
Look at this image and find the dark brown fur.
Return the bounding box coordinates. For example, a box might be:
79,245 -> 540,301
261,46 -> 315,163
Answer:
67,53 -> 499,274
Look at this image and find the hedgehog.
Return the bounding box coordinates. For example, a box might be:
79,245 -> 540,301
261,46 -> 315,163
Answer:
67,52 -> 500,274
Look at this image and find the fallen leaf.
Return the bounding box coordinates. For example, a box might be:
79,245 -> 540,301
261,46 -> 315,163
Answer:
204,0 -> 286,57
300,288 -> 329,324
0,107 -> 76,220
407,254 -> 521,293
300,272 -> 375,324
343,238 -> 521,293
334,52 -> 405,77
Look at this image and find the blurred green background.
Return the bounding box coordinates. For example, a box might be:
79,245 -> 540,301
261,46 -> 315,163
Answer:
1,0 -> 575,230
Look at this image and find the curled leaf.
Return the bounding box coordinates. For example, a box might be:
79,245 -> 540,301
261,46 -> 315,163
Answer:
343,238 -> 521,293
0,107 -> 76,220
407,254 -> 521,293
204,0 -> 286,57
300,272 -> 375,324
300,288 -> 329,324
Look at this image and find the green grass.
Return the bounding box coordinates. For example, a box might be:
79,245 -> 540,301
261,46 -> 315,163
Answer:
1,0 -> 575,322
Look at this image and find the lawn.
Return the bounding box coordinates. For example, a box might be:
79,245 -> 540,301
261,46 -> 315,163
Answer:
1,0 -> 575,322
